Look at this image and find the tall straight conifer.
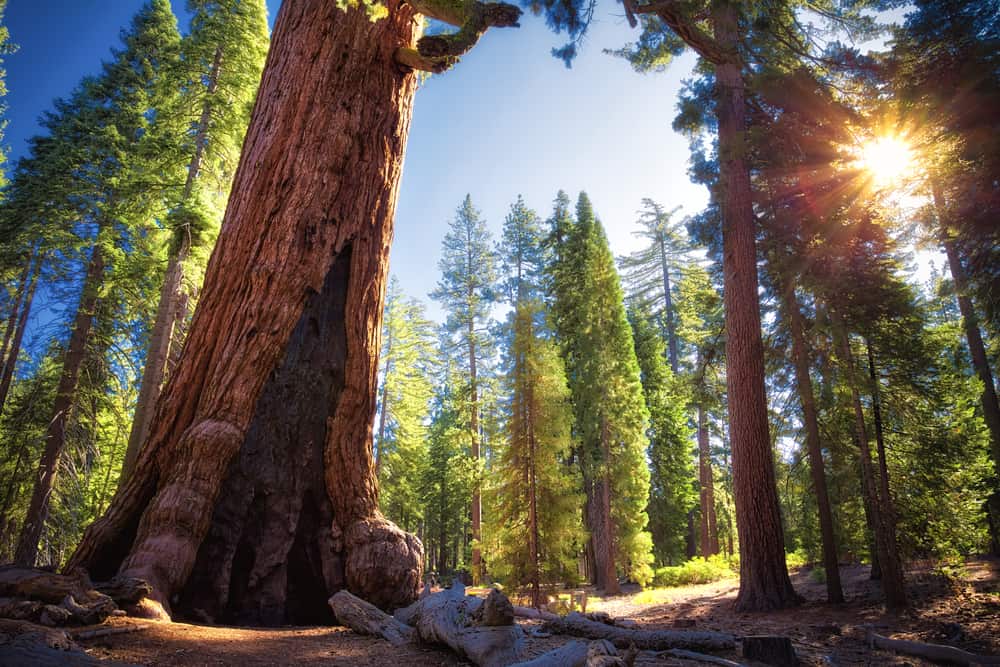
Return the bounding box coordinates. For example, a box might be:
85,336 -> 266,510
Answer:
548,191 -> 653,592
431,194 -> 497,584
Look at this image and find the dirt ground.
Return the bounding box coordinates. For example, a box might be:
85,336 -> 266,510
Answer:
79,557 -> 1000,666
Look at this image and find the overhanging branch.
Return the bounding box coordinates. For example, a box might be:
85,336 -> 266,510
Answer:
633,0 -> 733,64
395,0 -> 522,72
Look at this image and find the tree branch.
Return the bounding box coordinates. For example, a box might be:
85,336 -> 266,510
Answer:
632,0 -> 733,64
395,0 -> 522,72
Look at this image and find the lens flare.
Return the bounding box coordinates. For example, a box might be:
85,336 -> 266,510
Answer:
859,136 -> 913,186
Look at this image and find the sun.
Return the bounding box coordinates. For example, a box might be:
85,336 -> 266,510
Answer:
858,136 -> 913,186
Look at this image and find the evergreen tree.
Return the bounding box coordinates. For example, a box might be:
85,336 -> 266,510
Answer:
493,299 -> 582,605
548,191 -> 653,592
376,277 -> 436,535
629,304 -> 695,566
122,0 -> 270,479
619,199 -> 688,373
430,194 -> 498,584
15,0 -> 182,566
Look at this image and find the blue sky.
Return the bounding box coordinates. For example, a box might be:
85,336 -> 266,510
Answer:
3,0 -> 707,325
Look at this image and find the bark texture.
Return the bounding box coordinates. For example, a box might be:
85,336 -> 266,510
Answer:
712,2 -> 798,611
68,0 -> 423,621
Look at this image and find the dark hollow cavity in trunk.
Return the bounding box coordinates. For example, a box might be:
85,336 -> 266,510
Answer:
178,248 -> 352,626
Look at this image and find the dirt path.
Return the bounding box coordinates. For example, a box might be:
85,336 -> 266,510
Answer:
80,558 -> 1000,666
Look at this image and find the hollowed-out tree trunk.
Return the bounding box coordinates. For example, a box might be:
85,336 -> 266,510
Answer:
67,0 -> 423,621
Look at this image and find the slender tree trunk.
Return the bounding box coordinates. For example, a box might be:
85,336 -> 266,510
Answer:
698,404 -> 719,558
15,243 -> 105,567
833,319 -> 906,610
713,2 -> 797,612
68,0 -> 423,618
781,285 -> 843,603
0,258 -> 31,377
526,328 -> 541,608
865,340 -> 897,535
376,327 -> 392,475
932,184 -> 1000,551
121,47 -> 226,483
0,253 -> 43,415
468,320 -> 482,584
658,234 -> 679,374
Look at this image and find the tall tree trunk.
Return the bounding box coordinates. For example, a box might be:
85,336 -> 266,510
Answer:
468,320 -> 482,585
781,285 -> 843,603
713,1 -> 797,612
376,325 -> 392,475
526,329 -> 541,608
865,340 -> 897,536
0,253 -> 43,415
68,0 -> 423,619
833,320 -> 906,610
597,417 -> 620,594
698,404 -> 719,558
0,257 -> 31,378
658,234 -> 679,374
121,46 -> 226,483
932,183 -> 1000,551
15,243 -> 105,567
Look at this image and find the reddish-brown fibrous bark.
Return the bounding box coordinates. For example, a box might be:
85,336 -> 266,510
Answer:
68,0 -> 424,622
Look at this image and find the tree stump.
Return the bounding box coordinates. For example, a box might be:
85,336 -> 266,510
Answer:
742,635 -> 797,666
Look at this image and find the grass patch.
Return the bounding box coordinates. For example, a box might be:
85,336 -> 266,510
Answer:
632,588 -> 674,606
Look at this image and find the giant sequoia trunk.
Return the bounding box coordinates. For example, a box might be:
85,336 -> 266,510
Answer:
712,2 -> 798,612
67,0 -> 423,622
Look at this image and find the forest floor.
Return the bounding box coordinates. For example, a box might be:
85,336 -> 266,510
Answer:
80,557 -> 1000,666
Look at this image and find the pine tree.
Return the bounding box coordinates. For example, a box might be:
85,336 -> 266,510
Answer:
377,277 -> 436,535
548,191 -> 653,592
122,0 -> 270,480
15,0 -> 182,566
430,194 -> 498,584
494,299 -> 582,605
629,304 -> 695,565
619,199 -> 688,373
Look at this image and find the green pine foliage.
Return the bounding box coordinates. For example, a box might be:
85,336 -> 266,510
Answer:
548,191 -> 654,587
630,305 -> 696,566
377,278 -> 436,534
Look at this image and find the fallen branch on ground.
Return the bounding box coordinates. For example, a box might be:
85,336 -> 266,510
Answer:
71,624 -> 151,640
542,611 -> 736,651
663,648 -> 745,666
866,628 -> 1000,666
328,590 -> 414,646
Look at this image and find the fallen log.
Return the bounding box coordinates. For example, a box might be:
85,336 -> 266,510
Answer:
72,623 -> 151,640
664,648 -> 745,666
0,618 -> 135,666
866,628 -> 1000,666
0,596 -> 42,620
543,611 -> 736,651
406,582 -> 524,667
512,605 -> 560,622
328,590 -> 415,646
93,576 -> 152,606
511,639 -> 627,667
0,566 -> 117,620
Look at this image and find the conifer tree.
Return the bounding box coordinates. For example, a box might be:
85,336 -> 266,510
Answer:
548,191 -> 653,592
15,0 -> 182,566
630,304 -> 695,565
377,277 -> 436,534
431,194 -> 498,584
122,0 -> 269,480
619,199 -> 688,373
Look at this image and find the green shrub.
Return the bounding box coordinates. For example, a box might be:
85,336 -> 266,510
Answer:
651,555 -> 734,588
785,550 -> 809,569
